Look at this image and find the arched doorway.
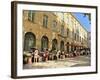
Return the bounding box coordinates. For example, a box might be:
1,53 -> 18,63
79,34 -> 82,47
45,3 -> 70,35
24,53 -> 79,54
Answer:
41,36 -> 49,51
60,40 -> 64,51
66,42 -> 69,53
52,39 -> 58,50
24,32 -> 36,51
74,46 -> 76,50
71,43 -> 74,52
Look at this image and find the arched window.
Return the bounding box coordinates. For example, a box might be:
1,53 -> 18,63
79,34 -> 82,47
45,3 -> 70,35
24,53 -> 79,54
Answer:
24,32 -> 36,51
52,39 -> 58,50
67,42 -> 69,53
60,41 -> 64,51
41,36 -> 49,51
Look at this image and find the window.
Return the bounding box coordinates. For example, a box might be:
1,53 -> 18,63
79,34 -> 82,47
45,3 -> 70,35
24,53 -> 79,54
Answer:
52,20 -> 57,31
74,33 -> 77,41
80,36 -> 81,42
69,15 -> 72,27
43,15 -> 48,28
81,37 -> 82,42
77,35 -> 79,41
52,20 -> 57,28
67,28 -> 69,37
72,30 -> 74,39
61,25 -> 64,35
28,10 -> 35,22
62,13 -> 64,23
76,29 -> 79,41
82,38 -> 84,44
65,13 -> 69,24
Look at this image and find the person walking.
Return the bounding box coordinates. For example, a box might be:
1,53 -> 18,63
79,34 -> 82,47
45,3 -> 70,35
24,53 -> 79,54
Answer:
34,49 -> 39,63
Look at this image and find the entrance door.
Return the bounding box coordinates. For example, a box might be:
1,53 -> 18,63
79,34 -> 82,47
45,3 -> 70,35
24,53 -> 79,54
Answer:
60,41 -> 64,51
24,32 -> 36,51
52,39 -> 58,50
41,36 -> 49,51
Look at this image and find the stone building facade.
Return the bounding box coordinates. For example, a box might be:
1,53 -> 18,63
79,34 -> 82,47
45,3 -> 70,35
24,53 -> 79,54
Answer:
23,10 -> 88,52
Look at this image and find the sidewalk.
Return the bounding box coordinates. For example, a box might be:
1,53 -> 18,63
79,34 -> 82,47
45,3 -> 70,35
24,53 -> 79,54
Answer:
23,55 -> 91,69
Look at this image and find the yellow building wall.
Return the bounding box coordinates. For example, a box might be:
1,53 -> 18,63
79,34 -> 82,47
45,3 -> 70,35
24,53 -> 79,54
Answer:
23,10 -> 88,51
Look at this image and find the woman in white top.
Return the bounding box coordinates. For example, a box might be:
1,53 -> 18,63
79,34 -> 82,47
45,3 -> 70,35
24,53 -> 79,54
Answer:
34,49 -> 39,63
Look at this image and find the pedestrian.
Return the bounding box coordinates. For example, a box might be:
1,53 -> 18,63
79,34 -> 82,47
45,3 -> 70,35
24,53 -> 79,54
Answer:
45,49 -> 49,61
31,48 -> 35,62
57,50 -> 60,60
34,49 -> 39,63
62,51 -> 65,59
74,50 -> 76,56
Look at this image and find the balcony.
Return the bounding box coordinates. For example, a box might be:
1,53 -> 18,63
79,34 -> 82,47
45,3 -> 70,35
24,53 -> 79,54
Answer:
58,33 -> 67,38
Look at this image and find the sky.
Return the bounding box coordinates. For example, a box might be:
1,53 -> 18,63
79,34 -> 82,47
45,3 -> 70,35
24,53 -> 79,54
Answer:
73,13 -> 91,32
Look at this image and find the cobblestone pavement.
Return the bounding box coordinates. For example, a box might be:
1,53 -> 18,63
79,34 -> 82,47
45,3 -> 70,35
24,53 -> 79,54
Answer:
23,55 -> 91,69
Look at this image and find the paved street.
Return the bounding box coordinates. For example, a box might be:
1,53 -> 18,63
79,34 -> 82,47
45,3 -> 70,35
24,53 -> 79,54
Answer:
23,55 -> 91,69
